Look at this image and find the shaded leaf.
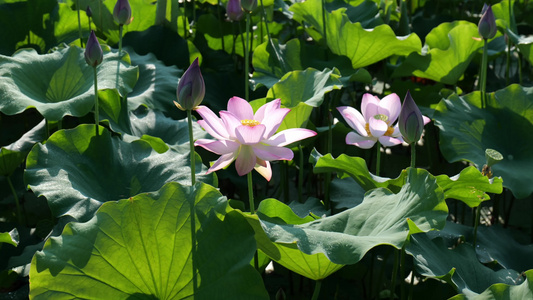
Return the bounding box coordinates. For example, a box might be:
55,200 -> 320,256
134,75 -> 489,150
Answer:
0,228 -> 19,247
450,269 -> 533,300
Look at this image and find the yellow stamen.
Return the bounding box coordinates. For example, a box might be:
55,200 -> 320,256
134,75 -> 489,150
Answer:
241,119 -> 260,127
365,123 -> 395,137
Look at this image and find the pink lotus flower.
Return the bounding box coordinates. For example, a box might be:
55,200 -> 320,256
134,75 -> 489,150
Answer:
194,97 -> 316,181
337,93 -> 405,149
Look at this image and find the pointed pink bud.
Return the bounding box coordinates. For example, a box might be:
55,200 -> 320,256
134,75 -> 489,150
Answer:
227,0 -> 244,21
398,91 -> 424,144
478,4 -> 496,39
113,0 -> 132,26
175,57 -> 205,111
241,0 -> 257,13
84,30 -> 103,67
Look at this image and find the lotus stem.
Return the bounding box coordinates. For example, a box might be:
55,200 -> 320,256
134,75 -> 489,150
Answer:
321,0 -> 327,47
77,0 -> 84,48
298,144 -> 304,203
400,244 -> 406,299
410,143 -> 416,169
247,171 -> 259,270
217,0 -> 225,51
473,204 -> 481,247
390,249 -> 399,300
260,0 -> 271,44
376,141 -> 381,176
182,0 -> 187,38
7,175 -> 23,225
93,66 -> 99,135
480,38 -> 488,109
244,13 -> 251,101
187,109 -> 196,186
311,280 -> 322,300
118,25 -> 123,55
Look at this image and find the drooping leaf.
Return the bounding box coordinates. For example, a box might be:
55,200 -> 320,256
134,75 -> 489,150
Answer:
433,85 -> 533,199
407,233 -> 523,297
258,169 -> 447,266
25,124 -> 216,222
450,269 -> 533,300
0,45 -> 138,121
290,0 -> 421,69
30,182 -> 268,299
392,21 -> 483,85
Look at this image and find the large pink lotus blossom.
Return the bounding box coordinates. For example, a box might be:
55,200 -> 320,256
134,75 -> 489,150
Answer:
194,97 -> 316,181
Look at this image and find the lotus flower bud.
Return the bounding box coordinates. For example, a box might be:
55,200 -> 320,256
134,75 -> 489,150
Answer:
86,6 -> 93,18
241,0 -> 257,13
478,4 -> 496,40
85,30 -> 103,67
113,0 -> 132,26
227,0 -> 244,21
175,57 -> 205,111
398,91 -> 424,145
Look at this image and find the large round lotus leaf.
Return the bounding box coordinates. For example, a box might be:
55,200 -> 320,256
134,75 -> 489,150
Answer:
30,182 -> 268,299
392,21 -> 483,85
126,48 -> 183,112
450,269 -> 533,300
25,124 -> 216,222
290,0 -> 421,69
0,45 -> 138,121
407,233 -> 522,297
258,169 -> 448,265
433,85 -> 533,199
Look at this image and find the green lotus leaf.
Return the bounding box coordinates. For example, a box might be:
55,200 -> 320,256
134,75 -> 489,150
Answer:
290,0 -> 421,69
266,68 -> 343,108
450,269 -> 533,300
258,169 -> 447,265
0,45 -> 138,121
126,48 -> 183,112
0,228 -> 19,247
407,233 -> 523,297
506,29 -> 533,66
53,3 -> 91,46
433,84 -> 533,199
242,200 -> 343,280
392,21 -> 483,85
435,166 -> 503,208
25,124 -> 216,222
30,182 -> 268,299
0,148 -> 26,177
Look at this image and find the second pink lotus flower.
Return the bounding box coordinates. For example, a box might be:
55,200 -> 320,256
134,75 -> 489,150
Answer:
195,97 -> 316,181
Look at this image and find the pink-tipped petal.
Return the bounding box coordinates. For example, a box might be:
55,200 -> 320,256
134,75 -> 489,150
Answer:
378,136 -> 403,147
261,107 -> 290,139
254,99 -> 281,123
337,106 -> 368,137
208,152 -> 238,173
253,144 -> 294,161
368,118 -> 388,137
361,93 -> 379,121
378,93 -> 401,123
254,161 -> 272,181
423,115 -> 431,125
266,128 -> 317,147
346,132 -> 376,149
194,139 -> 240,155
235,124 -> 266,145
220,111 -> 242,139
227,96 -> 254,120
196,106 -> 229,139
235,145 -> 257,176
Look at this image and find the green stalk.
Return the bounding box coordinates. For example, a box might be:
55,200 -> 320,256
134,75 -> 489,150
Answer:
187,109 -> 196,185
376,141 -> 381,176
390,249 -> 399,300
400,244 -> 406,300
7,176 -> 22,225
182,0 -> 187,38
473,205 -> 481,247
93,66 -> 99,135
217,0 -> 225,51
505,36 -> 511,85
77,0 -> 84,47
311,280 -> 323,300
410,143 -> 416,169
244,13 -> 251,101
480,38 -> 488,109
118,25 -> 123,55
247,172 -> 259,270
321,0 -> 327,47
298,144 -> 304,203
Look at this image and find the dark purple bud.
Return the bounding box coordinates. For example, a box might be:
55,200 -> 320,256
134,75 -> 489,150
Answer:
85,30 -> 103,67
175,57 -> 205,111
241,0 -> 257,13
398,91 -> 424,144
478,4 -> 497,39
86,6 -> 93,18
227,0 -> 244,21
113,0 -> 132,26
